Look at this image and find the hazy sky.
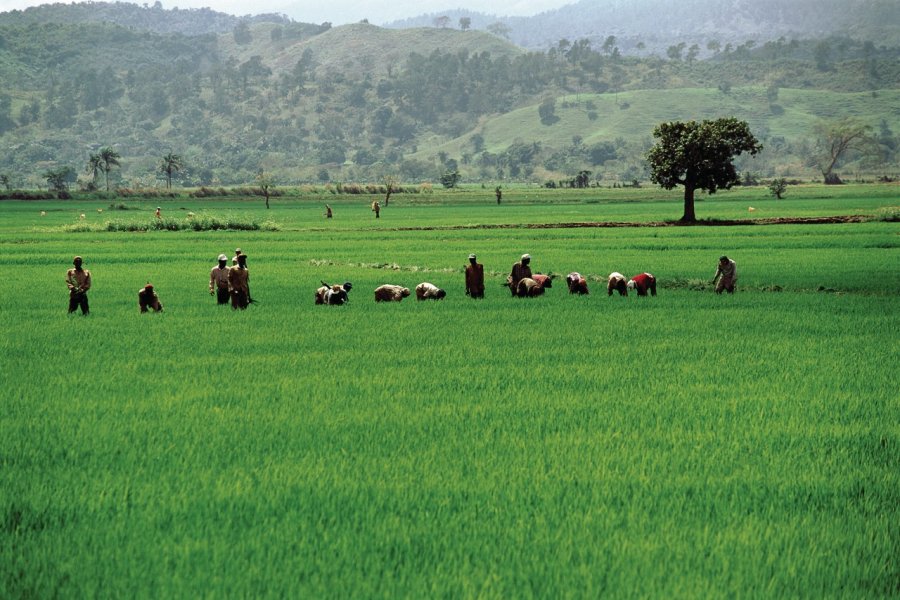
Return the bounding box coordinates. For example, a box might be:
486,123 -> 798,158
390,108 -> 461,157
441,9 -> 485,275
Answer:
0,0 -> 575,24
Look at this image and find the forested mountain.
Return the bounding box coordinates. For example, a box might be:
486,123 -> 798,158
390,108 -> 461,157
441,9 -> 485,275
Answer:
0,2 -> 898,191
388,0 -> 900,53
0,1 -> 291,35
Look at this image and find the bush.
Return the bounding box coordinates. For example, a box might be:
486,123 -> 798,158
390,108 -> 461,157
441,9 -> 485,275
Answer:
768,178 -> 788,199
0,190 -> 56,200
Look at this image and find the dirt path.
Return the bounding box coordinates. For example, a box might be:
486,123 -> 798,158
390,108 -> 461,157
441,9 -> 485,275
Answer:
388,215 -> 870,232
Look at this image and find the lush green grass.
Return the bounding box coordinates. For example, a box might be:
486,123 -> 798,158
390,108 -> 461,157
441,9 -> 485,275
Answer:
1,187 -> 898,596
419,87 -> 900,160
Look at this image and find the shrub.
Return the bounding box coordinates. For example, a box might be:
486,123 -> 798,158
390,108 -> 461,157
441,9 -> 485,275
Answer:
768,178 -> 788,199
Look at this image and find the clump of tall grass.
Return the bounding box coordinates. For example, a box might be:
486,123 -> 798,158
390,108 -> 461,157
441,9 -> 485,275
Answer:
869,206 -> 900,222
115,188 -> 177,198
189,186 -> 284,198
60,214 -> 279,232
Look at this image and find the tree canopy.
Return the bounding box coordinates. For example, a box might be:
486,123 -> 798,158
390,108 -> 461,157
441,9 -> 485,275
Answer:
647,118 -> 761,222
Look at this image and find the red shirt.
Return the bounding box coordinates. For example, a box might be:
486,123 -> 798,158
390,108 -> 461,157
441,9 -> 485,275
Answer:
631,273 -> 654,293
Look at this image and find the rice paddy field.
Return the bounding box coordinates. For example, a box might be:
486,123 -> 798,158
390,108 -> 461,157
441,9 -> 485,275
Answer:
1,184 -> 898,597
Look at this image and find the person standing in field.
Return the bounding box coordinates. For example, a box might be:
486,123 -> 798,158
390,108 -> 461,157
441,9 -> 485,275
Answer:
138,283 -> 163,313
713,255 -> 737,294
465,254 -> 485,299
508,254 -> 532,296
325,204 -> 333,219
372,200 -> 380,218
627,272 -> 657,296
155,207 -> 161,219
209,253 -> 230,305
228,253 -> 250,310
495,186 -> 502,204
231,247 -> 242,266
66,255 -> 91,315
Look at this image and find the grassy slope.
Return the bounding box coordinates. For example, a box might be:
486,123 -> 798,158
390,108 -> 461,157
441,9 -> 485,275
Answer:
415,87 -> 900,157
1,189 -> 898,596
218,23 -> 524,79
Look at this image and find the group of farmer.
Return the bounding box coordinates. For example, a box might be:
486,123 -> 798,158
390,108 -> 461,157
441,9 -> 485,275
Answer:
208,248 -> 252,310
65,252 -> 737,315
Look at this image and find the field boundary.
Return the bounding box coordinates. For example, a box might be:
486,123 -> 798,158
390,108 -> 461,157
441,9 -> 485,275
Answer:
384,215 -> 871,231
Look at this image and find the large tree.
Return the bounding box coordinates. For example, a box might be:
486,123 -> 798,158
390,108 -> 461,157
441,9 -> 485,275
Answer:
86,153 -> 103,190
647,118 -> 761,222
99,146 -> 121,192
813,118 -> 875,184
159,153 -> 184,190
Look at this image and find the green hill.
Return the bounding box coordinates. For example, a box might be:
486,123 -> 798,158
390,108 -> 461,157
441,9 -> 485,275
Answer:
0,6 -> 897,189
216,23 -> 524,79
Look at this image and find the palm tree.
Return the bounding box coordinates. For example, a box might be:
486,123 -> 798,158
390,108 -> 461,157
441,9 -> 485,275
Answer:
86,153 -> 103,191
159,153 -> 183,190
99,146 -> 121,192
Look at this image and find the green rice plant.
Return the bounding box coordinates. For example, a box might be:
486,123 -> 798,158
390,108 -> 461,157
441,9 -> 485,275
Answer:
0,186 -> 897,597
57,214 -> 280,232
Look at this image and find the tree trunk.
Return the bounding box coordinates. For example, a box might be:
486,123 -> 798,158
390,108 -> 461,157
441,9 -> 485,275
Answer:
265,192 -> 270,209
681,184 -> 696,222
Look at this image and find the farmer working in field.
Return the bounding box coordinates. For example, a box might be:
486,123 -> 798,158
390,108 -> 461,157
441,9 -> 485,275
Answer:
465,254 -> 485,299
66,255 -> 92,315
209,253 -> 231,305
231,247 -> 242,265
627,272 -> 657,297
607,272 -> 628,296
508,254 -> 532,296
713,255 -> 737,294
325,204 -> 333,219
372,200 -> 381,218
138,283 -> 163,313
228,253 -> 250,309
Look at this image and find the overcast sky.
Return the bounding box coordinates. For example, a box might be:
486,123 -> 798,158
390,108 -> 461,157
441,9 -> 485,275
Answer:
0,0 -> 575,24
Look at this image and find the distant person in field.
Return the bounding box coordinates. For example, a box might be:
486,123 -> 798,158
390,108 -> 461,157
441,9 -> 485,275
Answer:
374,284 -> 410,302
508,254 -> 532,296
566,272 -> 589,294
155,207 -> 161,219
713,255 -> 737,294
415,282 -> 446,300
315,281 -> 352,305
325,204 -> 333,219
627,272 -> 657,296
465,254 -> 485,299
228,253 -> 250,310
66,255 -> 92,315
495,186 -> 502,204
231,248 -> 242,266
209,253 -> 230,305
607,272 -> 628,296
372,200 -> 380,218
138,283 -> 163,313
